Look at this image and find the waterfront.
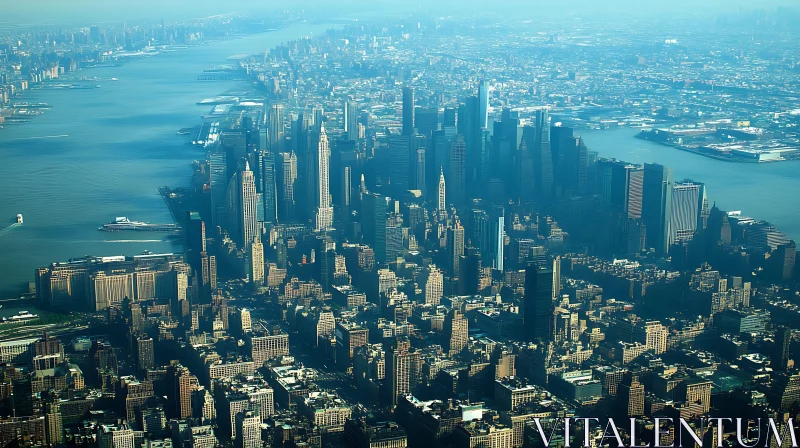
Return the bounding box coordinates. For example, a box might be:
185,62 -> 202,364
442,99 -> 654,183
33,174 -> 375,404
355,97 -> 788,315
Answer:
2,24 -> 799,300
0,22 -> 336,297
581,126 -> 800,241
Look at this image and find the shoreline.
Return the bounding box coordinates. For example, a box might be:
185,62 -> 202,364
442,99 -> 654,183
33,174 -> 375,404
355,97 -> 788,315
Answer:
632,133 -> 760,163
0,24 -> 295,133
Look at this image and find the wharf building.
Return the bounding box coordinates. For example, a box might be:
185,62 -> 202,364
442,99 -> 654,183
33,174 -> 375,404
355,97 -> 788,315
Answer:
35,254 -> 191,311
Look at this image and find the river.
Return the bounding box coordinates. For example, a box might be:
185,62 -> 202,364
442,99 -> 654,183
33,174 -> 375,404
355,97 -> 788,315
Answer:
0,22 -> 335,298
580,127 -> 800,241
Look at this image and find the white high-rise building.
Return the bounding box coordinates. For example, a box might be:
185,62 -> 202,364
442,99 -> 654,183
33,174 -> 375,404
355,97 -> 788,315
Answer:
552,256 -> 561,300
240,309 -> 252,334
422,265 -> 443,305
315,125 -> 334,231
437,168 -> 446,212
235,411 -> 261,448
98,425 -> 135,448
240,162 -> 259,249
249,239 -> 264,287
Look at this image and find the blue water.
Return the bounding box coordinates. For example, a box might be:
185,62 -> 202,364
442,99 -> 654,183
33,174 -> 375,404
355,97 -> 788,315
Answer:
0,23 -> 335,297
580,127 -> 800,241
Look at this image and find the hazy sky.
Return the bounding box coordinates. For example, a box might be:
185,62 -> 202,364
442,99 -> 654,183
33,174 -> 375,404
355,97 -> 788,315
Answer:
2,0 -> 797,25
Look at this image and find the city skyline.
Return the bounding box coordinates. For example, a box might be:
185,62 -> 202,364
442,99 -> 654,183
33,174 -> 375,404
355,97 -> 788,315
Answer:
1,5 -> 800,448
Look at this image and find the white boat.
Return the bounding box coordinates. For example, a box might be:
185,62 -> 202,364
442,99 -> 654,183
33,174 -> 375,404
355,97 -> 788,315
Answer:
16,214 -> 22,224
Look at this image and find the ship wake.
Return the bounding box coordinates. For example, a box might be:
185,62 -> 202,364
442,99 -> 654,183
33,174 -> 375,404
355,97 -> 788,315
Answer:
0,223 -> 21,237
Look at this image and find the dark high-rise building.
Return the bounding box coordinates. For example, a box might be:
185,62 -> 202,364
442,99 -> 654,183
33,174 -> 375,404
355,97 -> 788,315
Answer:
773,326 -> 791,371
524,264 -> 553,342
449,135 -> 467,207
443,107 -> 457,128
136,337 -> 155,372
256,150 -> 277,224
402,86 -> 415,136
389,135 -> 411,193
279,151 -> 298,222
268,104 -> 286,153
775,242 -> 797,282
363,193 -> 387,264
411,133 -> 427,196
534,109 -> 553,198
335,322 -> 369,371
458,248 -> 481,295
448,222 -> 465,277
209,151 -> 228,228
642,163 -> 673,254
414,108 -> 439,138
185,212 -> 206,269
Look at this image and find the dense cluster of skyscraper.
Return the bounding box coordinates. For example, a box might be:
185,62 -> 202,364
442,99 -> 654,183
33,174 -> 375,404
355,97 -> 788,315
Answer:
9,8 -> 800,448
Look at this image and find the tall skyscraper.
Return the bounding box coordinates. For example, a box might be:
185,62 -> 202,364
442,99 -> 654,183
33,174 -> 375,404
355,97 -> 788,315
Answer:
642,163 -> 673,254
524,264 -> 553,342
420,265 -> 443,305
280,152 -> 297,222
412,133 -> 427,196
344,100 -> 359,140
773,326 -> 792,371
249,238 -> 264,286
135,337 -> 154,372
402,86 -> 415,136
240,162 -> 259,249
534,109 -> 553,198
478,79 -> 490,130
443,309 -> 468,356
437,169 -> 447,212
617,373 -> 645,417
388,134 -> 411,193
387,338 -> 421,406
385,214 -> 404,263
225,171 -> 241,243
492,208 -> 505,272
363,193 -> 387,263
209,151 -> 228,227
315,125 -> 334,231
448,222 -> 465,276
626,167 -> 644,219
669,181 -> 705,245
335,322 -> 369,371
258,151 -> 277,224
552,256 -> 561,300
449,135 -> 466,206
268,104 -> 285,153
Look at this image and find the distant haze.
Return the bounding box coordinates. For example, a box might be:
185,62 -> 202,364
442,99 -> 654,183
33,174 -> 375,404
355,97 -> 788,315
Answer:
3,0 -> 798,25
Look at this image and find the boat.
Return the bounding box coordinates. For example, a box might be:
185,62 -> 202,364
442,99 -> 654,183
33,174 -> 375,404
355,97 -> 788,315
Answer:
16,214 -> 22,224
2,311 -> 39,323
100,217 -> 179,232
